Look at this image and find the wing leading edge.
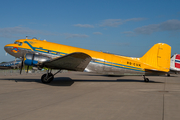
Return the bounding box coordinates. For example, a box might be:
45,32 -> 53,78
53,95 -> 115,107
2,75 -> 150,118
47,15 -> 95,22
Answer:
43,52 -> 92,71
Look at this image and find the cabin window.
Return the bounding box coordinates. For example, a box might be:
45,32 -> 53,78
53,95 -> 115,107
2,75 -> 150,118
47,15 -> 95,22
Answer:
91,59 -> 96,62
48,50 -> 52,53
56,52 -> 60,55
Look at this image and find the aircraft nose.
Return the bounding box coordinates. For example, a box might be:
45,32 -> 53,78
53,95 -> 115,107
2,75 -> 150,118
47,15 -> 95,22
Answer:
4,44 -> 15,56
4,45 -> 11,54
4,44 -> 23,58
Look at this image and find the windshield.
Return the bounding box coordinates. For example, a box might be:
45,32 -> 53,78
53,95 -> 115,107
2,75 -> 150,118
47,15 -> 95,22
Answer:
14,41 -> 23,46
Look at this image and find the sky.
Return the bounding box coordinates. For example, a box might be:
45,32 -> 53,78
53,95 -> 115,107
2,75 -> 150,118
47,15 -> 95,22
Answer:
0,0 -> 180,62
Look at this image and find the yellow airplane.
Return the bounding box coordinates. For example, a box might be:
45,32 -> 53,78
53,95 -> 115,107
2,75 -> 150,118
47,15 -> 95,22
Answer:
4,38 -> 171,83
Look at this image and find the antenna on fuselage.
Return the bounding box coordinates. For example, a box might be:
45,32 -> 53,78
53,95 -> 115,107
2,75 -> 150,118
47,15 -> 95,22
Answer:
32,37 -> 37,40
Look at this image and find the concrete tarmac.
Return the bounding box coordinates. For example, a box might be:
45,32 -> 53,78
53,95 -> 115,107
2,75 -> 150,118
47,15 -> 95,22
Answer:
0,71 -> 180,120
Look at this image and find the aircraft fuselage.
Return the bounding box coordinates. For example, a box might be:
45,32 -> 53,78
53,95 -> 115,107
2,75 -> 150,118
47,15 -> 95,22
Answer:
4,38 -> 171,76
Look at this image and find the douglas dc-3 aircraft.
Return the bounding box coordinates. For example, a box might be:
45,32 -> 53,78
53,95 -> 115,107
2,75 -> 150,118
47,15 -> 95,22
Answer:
4,38 -> 171,83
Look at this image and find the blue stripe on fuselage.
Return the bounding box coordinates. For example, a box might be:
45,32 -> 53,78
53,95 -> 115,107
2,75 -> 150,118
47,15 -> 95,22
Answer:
23,41 -> 144,72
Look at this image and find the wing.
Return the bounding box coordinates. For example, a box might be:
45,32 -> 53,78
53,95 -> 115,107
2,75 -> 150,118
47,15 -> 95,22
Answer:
43,52 -> 92,71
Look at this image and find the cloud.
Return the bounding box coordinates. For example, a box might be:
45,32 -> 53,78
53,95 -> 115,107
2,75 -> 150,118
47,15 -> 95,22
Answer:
134,24 -> 160,35
125,18 -> 147,22
100,18 -> 146,27
122,31 -> 136,37
62,33 -> 89,39
0,34 -> 19,38
74,24 -> 94,28
100,19 -> 123,27
159,19 -> 180,31
113,42 -> 130,46
0,26 -> 56,38
93,32 -> 102,35
124,19 -> 180,36
0,26 -> 37,34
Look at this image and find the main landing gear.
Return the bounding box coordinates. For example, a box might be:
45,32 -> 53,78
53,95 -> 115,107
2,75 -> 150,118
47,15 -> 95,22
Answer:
143,75 -> 149,82
41,69 -> 61,83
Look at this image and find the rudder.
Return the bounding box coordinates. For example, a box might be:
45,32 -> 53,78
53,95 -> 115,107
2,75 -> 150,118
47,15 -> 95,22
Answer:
140,43 -> 171,72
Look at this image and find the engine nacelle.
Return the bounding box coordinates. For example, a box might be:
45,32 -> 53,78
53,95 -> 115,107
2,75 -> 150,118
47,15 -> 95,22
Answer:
24,53 -> 51,66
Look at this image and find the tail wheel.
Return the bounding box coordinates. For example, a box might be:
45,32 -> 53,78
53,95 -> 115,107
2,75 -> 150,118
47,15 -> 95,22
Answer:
144,78 -> 149,82
143,75 -> 149,82
41,73 -> 54,83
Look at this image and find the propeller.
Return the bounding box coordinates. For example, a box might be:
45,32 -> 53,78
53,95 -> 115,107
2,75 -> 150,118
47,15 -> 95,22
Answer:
13,58 -> 16,69
20,57 -> 24,74
20,53 -> 35,74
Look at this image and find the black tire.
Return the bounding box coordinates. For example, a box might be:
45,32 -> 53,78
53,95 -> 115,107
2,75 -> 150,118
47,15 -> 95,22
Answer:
144,78 -> 149,82
167,74 -> 170,77
41,73 -> 54,83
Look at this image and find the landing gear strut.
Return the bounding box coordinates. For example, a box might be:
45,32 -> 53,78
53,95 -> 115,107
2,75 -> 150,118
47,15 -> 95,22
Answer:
143,75 -> 149,82
41,69 -> 61,83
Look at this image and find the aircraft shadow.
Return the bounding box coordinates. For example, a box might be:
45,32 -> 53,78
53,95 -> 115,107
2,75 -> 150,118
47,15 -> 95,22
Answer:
48,77 -> 74,86
0,77 -> 74,86
166,75 -> 179,77
76,73 -> 124,77
73,79 -> 163,83
0,77 -> 163,86
0,78 -> 41,83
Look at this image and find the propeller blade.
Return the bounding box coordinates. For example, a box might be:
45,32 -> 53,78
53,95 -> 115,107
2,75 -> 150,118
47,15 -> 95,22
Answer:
27,65 -> 29,73
20,58 -> 24,74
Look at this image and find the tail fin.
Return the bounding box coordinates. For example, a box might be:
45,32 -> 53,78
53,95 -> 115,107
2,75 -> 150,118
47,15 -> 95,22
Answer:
170,54 -> 180,71
140,43 -> 171,72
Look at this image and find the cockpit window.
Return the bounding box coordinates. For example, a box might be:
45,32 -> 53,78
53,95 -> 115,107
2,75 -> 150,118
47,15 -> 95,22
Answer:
14,41 -> 23,46
18,42 -> 22,46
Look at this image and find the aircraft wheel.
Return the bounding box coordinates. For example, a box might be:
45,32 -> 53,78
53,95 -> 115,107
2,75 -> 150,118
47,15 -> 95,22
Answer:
144,78 -> 149,82
41,73 -> 54,83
